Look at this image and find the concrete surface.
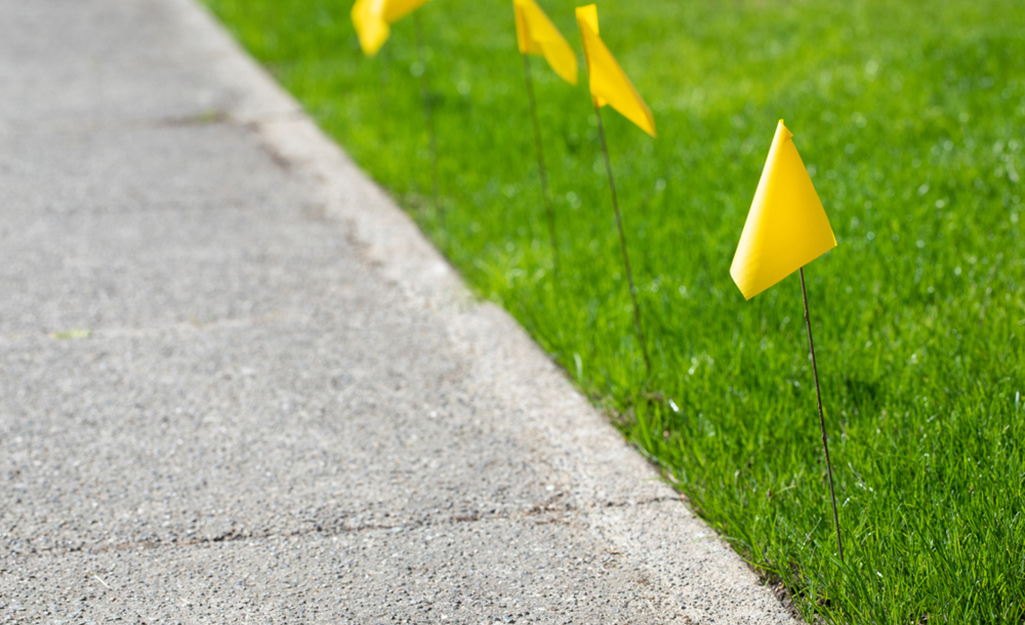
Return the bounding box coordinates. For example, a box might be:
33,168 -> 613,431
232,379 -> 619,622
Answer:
0,0 -> 801,622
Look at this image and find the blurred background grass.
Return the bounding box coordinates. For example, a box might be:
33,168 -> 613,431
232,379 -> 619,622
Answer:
203,0 -> 1025,621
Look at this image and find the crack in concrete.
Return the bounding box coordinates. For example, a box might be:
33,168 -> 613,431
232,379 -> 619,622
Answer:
6,494 -> 680,560
0,109 -> 305,136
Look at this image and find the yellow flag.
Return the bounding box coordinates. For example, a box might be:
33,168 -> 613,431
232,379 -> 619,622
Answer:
352,0 -> 433,57
575,4 -> 655,137
731,120 -> 837,300
514,0 -> 578,85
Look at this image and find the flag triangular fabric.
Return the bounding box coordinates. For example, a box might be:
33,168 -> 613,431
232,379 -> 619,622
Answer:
730,120 -> 837,300
352,0 -> 433,57
575,4 -> 655,137
514,0 -> 578,85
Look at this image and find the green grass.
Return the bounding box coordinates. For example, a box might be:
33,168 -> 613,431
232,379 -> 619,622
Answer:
203,0 -> 1025,621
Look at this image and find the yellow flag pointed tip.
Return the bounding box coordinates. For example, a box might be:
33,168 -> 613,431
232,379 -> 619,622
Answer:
777,119 -> 793,141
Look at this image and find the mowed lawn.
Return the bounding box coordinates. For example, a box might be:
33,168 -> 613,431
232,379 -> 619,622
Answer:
204,0 -> 1025,621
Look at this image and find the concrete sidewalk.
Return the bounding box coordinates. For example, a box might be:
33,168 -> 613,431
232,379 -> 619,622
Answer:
0,1 -> 799,622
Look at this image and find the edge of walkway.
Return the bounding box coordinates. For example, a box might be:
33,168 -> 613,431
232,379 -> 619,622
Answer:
180,1 -> 803,622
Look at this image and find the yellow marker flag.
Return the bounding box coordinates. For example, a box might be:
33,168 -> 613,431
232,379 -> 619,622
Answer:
514,0 -> 578,85
731,120 -> 837,300
575,4 -> 655,137
351,0 -> 433,57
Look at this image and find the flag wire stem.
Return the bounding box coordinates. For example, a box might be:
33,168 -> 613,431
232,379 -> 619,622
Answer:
522,53 -> 560,274
379,41 -> 390,118
799,266 -> 844,562
594,103 -> 651,375
413,11 -> 439,217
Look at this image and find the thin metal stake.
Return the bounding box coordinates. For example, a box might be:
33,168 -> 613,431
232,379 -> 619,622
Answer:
522,54 -> 559,273
380,41 -> 391,117
413,12 -> 439,216
594,103 -> 651,375
799,266 -> 844,562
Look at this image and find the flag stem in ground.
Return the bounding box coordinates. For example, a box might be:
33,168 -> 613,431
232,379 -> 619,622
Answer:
413,11 -> 439,216
521,53 -> 559,273
799,266 -> 844,562
594,103 -> 651,375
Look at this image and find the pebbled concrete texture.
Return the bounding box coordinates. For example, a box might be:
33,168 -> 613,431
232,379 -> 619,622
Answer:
0,0 -> 801,623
